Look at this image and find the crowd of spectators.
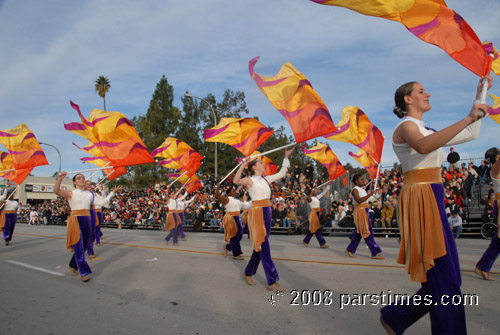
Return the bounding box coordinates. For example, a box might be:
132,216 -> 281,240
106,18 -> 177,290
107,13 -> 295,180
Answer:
17,159 -> 494,235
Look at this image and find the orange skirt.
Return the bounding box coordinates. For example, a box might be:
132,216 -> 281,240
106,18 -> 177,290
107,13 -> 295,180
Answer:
397,168 -> 446,283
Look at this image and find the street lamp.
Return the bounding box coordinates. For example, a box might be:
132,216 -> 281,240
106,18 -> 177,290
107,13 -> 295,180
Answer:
39,142 -> 61,173
185,93 -> 218,178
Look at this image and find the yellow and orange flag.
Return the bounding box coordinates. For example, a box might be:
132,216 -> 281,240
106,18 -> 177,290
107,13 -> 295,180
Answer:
488,94 -> 500,125
0,152 -> 33,185
324,106 -> 384,164
249,57 -> 337,143
349,149 -> 379,180
302,142 -> 346,180
65,101 -> 154,168
311,0 -> 492,77
204,118 -> 274,157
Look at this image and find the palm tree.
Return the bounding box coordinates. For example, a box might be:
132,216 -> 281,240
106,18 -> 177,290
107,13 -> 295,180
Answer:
94,76 -> 111,111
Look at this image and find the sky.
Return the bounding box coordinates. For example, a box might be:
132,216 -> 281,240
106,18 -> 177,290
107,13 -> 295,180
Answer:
1,0 -> 500,182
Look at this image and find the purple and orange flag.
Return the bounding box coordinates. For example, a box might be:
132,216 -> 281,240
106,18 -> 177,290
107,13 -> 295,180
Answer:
324,106 -> 384,164
302,142 -> 346,180
311,0 -> 492,77
204,118 -> 274,157
249,57 -> 337,143
349,149 -> 379,180
0,124 -> 48,184
65,101 -> 154,168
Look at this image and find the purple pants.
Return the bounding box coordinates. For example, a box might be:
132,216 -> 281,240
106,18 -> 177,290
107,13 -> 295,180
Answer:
476,200 -> 499,272
244,207 -> 279,285
3,213 -> 17,242
346,208 -> 381,256
69,215 -> 92,277
165,213 -> 179,244
226,216 -> 243,257
86,209 -> 96,256
95,211 -> 103,245
381,184 -> 466,335
178,212 -> 186,239
303,211 -> 326,246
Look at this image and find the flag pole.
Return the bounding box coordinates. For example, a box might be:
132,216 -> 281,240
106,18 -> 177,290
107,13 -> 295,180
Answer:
96,175 -> 109,186
175,177 -> 191,196
219,162 -> 242,184
373,136 -> 385,192
478,57 -> 493,116
167,171 -> 188,187
314,179 -> 333,190
89,162 -> 110,180
249,142 -> 296,160
0,168 -> 15,174
63,166 -> 115,175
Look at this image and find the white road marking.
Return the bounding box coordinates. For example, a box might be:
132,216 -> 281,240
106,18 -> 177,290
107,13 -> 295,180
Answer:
6,260 -> 64,276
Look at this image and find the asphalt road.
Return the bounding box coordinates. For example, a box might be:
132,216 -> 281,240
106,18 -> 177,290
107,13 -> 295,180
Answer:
1,223 -> 498,335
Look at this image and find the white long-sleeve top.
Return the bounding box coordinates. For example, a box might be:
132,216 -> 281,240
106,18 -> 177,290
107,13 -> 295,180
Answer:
68,189 -> 93,210
225,196 -> 252,212
392,117 -> 481,172
176,192 -> 194,210
247,158 -> 290,201
308,186 -> 329,209
94,192 -> 115,209
167,198 -> 177,211
0,188 -> 18,211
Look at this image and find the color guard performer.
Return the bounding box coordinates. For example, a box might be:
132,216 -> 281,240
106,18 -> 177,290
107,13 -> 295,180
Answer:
215,184 -> 251,260
345,174 -> 383,259
55,172 -> 93,282
380,76 -> 491,335
474,147 -> 500,281
0,185 -> 19,246
234,146 -> 295,292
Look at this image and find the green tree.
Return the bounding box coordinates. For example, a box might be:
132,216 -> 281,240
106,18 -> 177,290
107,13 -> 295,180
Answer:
126,75 -> 179,188
94,76 -> 111,111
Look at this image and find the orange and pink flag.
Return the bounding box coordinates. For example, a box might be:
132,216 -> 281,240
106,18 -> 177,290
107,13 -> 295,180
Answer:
311,0 -> 492,77
249,57 -> 337,143
74,142 -> 127,181
324,106 -> 384,164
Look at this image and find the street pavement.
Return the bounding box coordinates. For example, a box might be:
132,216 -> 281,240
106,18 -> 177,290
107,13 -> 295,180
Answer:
1,223 -> 499,335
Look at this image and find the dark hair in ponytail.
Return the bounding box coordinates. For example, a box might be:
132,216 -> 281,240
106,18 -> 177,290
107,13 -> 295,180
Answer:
247,159 -> 259,176
485,147 -> 500,165
393,81 -> 416,119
